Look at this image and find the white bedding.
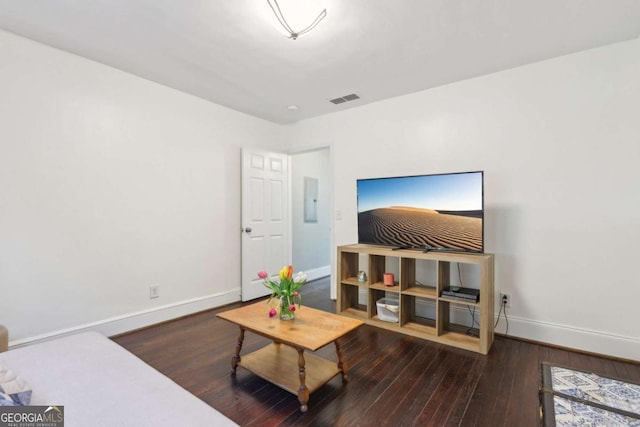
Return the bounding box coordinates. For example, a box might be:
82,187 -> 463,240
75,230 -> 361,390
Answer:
0,332 -> 237,426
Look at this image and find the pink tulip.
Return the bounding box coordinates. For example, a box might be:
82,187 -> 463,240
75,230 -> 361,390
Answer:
258,270 -> 268,279
268,308 -> 277,318
293,291 -> 299,297
289,304 -> 296,312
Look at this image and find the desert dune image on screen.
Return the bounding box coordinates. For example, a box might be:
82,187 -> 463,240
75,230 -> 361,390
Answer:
357,172 -> 483,252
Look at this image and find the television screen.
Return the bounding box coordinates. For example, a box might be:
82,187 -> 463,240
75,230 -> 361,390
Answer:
357,171 -> 484,253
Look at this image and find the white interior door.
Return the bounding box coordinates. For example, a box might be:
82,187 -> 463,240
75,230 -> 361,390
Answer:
241,148 -> 290,301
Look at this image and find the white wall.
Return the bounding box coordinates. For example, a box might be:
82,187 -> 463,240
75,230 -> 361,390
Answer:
2,27 -> 638,360
288,38 -> 640,360
291,148 -> 331,277
0,29 -> 286,344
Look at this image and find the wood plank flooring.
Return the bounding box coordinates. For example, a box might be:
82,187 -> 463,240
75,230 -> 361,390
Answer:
113,278 -> 640,426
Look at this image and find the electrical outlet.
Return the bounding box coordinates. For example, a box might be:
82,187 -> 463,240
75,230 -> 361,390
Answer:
500,292 -> 511,308
149,285 -> 160,299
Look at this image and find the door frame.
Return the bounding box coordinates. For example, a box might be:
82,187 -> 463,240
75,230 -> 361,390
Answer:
287,143 -> 336,300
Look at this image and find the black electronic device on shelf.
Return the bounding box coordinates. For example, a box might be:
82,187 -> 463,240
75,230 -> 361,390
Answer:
441,286 -> 480,303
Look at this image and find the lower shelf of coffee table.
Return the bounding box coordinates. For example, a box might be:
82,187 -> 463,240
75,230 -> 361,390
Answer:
238,343 -> 342,395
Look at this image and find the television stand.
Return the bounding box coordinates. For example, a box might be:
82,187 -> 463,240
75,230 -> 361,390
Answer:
337,244 -> 494,354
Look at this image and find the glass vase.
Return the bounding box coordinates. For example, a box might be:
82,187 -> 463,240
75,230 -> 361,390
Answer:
279,295 -> 295,320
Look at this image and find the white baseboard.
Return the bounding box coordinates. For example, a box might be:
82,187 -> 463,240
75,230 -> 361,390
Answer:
493,313 -> 640,361
8,288 -> 241,350
414,299 -> 639,361
304,265 -> 330,282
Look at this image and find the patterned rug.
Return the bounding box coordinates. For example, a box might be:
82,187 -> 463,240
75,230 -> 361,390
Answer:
540,362 -> 640,426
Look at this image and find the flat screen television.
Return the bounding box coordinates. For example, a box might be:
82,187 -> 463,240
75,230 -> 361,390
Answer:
357,171 -> 484,253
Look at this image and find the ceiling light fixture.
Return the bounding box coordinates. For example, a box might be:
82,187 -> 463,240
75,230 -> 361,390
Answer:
266,0 -> 327,40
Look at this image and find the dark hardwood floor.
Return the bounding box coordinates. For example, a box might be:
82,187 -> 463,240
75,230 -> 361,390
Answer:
113,278 -> 640,426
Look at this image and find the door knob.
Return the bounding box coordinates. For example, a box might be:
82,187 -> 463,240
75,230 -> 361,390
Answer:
244,227 -> 252,233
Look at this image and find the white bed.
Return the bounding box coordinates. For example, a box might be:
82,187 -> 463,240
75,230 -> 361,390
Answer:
0,332 -> 238,426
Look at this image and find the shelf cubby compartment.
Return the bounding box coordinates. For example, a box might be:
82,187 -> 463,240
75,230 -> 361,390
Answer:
401,294 -> 437,337
438,299 -> 492,354
437,299 -> 483,353
338,282 -> 368,320
339,250 -> 360,284
337,244 -> 495,355
370,288 -> 399,322
368,254 -> 385,286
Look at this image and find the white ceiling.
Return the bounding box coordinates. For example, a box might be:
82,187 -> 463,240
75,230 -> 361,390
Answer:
1,0 -> 640,124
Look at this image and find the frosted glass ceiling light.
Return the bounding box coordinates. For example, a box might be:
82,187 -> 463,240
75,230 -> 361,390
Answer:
266,0 -> 327,40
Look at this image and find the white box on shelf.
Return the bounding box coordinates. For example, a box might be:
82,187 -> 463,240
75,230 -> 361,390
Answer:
376,298 -> 399,322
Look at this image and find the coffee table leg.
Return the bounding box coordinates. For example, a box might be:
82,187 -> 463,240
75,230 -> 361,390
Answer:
231,327 -> 245,375
297,349 -> 309,412
335,340 -> 348,382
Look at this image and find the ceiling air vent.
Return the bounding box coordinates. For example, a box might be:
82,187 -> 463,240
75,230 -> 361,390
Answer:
329,93 -> 360,105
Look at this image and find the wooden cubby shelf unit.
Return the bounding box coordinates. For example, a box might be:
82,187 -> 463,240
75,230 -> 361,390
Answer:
337,244 -> 495,355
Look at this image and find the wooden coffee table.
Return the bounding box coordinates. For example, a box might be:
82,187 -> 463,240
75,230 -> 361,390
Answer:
217,301 -> 363,412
